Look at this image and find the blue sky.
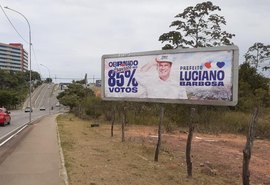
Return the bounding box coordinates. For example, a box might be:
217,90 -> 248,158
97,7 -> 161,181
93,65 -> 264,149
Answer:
1,0 -> 269,82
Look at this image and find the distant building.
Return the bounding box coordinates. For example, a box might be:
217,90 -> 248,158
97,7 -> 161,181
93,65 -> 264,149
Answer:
59,83 -> 70,90
0,42 -> 28,72
95,79 -> 101,87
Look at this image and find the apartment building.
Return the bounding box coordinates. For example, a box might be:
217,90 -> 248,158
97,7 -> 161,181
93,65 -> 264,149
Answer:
0,42 -> 28,72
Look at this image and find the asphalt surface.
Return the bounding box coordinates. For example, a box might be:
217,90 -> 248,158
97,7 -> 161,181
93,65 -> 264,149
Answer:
0,114 -> 68,185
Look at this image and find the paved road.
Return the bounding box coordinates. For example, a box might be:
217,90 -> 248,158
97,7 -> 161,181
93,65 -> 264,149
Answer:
23,83 -> 60,110
0,83 -> 63,142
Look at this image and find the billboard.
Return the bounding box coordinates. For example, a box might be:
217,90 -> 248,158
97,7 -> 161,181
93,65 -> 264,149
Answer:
101,46 -> 239,106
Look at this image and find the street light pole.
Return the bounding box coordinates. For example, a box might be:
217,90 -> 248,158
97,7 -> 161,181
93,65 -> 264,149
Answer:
5,6 -> 32,124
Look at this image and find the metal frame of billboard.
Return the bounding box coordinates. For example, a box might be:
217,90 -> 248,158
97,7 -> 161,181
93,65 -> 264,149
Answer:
101,45 -> 239,106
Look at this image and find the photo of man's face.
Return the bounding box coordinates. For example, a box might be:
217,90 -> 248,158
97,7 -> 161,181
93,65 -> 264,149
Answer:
157,62 -> 172,81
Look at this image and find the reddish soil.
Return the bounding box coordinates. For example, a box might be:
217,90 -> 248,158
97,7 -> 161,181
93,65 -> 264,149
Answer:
126,125 -> 270,184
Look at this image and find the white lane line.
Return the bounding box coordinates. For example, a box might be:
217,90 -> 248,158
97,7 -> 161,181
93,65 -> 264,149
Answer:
34,84 -> 46,107
0,124 -> 28,147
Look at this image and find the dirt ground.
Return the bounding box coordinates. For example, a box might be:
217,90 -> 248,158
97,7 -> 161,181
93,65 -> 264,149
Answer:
57,114 -> 270,185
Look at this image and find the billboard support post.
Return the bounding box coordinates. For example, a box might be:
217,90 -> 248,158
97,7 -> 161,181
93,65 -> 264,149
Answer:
186,107 -> 196,177
121,102 -> 127,142
154,105 -> 164,162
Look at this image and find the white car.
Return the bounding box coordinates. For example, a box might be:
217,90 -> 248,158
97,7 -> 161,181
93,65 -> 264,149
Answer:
24,107 -> 33,112
39,107 -> 46,111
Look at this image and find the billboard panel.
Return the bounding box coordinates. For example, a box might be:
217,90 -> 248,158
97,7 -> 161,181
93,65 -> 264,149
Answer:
101,46 -> 239,106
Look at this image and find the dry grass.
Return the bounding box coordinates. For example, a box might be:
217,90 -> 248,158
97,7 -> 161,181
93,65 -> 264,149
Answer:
57,113 -> 270,185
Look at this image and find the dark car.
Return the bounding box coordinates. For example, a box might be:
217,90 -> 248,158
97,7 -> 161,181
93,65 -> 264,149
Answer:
0,108 -> 11,126
24,107 -> 33,112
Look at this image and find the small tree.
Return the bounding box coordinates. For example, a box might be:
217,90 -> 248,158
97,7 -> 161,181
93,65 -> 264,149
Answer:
59,94 -> 79,111
159,1 -> 235,49
45,78 -> 52,83
57,82 -> 95,112
244,42 -> 270,70
238,63 -> 270,110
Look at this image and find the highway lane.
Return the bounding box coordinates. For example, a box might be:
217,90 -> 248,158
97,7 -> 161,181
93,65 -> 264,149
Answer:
0,83 -> 63,144
23,83 -> 59,109
0,110 -> 47,141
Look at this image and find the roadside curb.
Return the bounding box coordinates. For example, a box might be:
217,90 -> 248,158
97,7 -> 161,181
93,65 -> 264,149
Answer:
56,114 -> 69,185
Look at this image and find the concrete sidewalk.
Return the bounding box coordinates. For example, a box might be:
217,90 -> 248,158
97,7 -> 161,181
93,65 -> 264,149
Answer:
0,115 -> 67,185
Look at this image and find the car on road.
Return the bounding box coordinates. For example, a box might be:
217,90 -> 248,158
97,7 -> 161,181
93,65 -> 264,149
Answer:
24,107 -> 33,112
0,108 -> 11,126
39,107 -> 46,111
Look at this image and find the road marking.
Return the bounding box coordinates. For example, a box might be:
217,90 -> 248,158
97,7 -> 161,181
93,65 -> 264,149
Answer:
0,124 -> 28,147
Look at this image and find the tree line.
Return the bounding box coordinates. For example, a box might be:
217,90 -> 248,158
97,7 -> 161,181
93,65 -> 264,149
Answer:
0,70 -> 41,109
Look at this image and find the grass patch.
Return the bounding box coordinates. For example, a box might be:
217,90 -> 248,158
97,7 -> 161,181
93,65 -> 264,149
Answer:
56,113 -> 246,185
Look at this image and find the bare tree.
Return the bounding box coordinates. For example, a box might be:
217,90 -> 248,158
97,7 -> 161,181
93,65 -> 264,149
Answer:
186,107 -> 196,177
245,42 -> 270,70
242,107 -> 260,185
121,103 -> 126,142
111,105 -> 116,137
154,106 -> 164,162
159,1 -> 235,49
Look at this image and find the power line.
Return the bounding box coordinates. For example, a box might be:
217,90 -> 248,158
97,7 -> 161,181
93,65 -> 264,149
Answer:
32,45 -> 42,74
0,4 -> 28,44
53,77 -> 101,80
1,4 -> 42,76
